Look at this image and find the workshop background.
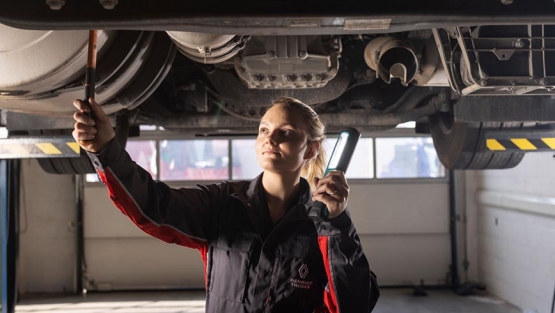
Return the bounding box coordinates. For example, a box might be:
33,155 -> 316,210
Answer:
2,127 -> 553,313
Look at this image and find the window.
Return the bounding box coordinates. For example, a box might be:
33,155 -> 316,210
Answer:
232,139 -> 263,180
85,140 -> 156,183
86,133 -> 444,183
0,127 -> 7,139
324,138 -> 374,179
376,137 -> 444,178
126,140 -> 157,178
160,140 -> 228,181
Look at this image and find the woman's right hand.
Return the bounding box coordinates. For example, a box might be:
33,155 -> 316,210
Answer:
72,98 -> 115,153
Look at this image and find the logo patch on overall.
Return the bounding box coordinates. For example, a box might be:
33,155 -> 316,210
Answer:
299,263 -> 309,279
290,263 -> 313,289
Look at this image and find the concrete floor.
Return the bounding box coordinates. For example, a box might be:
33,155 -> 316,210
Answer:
15,288 -> 520,313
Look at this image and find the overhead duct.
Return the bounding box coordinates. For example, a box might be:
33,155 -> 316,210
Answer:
0,25 -> 115,95
166,31 -> 249,64
0,25 -> 176,116
364,37 -> 419,86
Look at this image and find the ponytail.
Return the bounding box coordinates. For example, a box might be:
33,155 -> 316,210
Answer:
301,146 -> 326,191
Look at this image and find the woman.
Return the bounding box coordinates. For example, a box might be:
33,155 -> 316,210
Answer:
72,97 -> 379,313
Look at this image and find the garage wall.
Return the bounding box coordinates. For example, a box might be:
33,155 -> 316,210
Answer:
17,136 -> 451,293
348,182 -> 451,286
468,153 -> 555,313
83,179 -> 450,289
17,160 -> 76,294
450,170 -> 480,286
83,184 -> 204,290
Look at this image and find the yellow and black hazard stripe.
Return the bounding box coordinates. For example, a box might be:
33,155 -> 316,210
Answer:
0,137 -> 81,159
487,137 -> 555,151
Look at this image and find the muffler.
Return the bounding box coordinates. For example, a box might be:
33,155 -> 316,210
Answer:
364,37 -> 419,86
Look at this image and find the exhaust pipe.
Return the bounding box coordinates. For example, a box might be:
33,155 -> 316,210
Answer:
364,37 -> 419,86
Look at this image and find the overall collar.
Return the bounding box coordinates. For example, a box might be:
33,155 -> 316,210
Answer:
244,172 -> 312,208
237,173 -> 314,242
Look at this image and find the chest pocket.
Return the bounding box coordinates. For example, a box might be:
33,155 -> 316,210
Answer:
276,235 -> 310,258
208,232 -> 256,303
274,234 -> 323,293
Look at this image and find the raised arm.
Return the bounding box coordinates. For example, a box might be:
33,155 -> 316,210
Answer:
72,98 -> 223,251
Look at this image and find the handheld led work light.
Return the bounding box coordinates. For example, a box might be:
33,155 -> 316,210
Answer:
308,127 -> 360,221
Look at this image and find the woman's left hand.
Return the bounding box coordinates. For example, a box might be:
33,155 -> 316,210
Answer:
312,170 -> 349,219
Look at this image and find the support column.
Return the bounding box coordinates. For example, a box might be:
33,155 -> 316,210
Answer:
1,159 -> 20,313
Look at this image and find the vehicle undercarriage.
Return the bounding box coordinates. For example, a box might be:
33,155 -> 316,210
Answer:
1,0 -> 555,173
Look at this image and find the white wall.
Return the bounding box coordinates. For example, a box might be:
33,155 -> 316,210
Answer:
81,180 -> 450,289
468,153 -> 555,313
348,183 -> 451,286
17,161 -> 451,292
460,171 -> 480,284
83,184 -> 205,291
17,160 -> 76,294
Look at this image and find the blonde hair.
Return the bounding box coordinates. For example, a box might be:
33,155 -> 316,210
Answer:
271,97 -> 326,190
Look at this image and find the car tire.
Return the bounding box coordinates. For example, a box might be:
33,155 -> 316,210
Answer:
35,114 -> 131,175
429,113 -> 525,170
34,129 -> 96,175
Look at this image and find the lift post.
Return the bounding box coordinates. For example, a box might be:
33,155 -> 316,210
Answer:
0,160 -> 18,313
1,160 -> 6,313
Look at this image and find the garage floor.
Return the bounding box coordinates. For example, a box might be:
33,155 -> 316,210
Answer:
15,288 -> 520,313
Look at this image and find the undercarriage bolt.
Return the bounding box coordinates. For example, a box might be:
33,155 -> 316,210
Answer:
283,75 -> 293,82
99,0 -> 118,9
515,40 -> 524,48
46,0 -> 65,10
299,51 -> 308,58
500,0 -> 513,4
479,79 -> 488,86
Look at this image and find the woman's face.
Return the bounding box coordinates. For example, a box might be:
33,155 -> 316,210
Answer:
256,105 -> 314,175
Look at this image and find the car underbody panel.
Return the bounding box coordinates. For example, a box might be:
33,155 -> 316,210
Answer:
2,0 -> 555,171
3,0 -> 555,33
